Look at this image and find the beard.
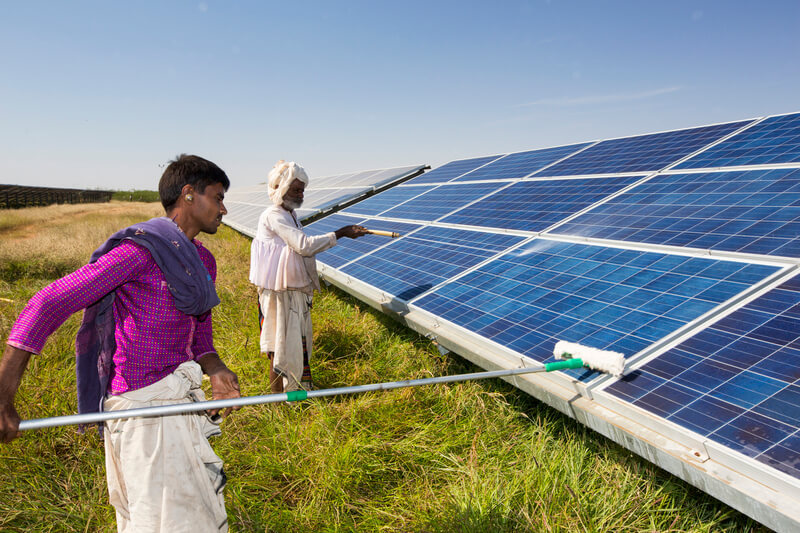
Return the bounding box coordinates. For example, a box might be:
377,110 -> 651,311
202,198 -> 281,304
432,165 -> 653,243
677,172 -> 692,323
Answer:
284,198 -> 303,210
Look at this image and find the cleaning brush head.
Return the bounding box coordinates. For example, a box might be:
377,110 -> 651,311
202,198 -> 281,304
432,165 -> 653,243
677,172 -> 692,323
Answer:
553,340 -> 625,377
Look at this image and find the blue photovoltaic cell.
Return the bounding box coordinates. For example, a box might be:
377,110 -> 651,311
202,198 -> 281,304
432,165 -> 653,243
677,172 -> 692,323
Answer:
606,273 -> 800,479
412,239 -> 779,381
676,112 -> 800,169
553,168 -> 800,258
305,215 -> 422,269
339,226 -> 525,301
441,176 -> 642,232
542,120 -> 753,176
404,155 -> 504,184
377,182 -> 503,222
343,185 -> 433,217
452,143 -> 591,182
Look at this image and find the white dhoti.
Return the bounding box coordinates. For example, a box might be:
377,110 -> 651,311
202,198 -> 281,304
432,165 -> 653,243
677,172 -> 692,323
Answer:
258,289 -> 313,391
103,361 -> 228,533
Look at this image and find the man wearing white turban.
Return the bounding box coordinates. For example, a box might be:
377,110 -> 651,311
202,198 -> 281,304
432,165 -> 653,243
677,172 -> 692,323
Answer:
249,161 -> 367,392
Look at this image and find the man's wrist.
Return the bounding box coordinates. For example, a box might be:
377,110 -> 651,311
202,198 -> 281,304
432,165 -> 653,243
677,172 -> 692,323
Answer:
197,352 -> 227,375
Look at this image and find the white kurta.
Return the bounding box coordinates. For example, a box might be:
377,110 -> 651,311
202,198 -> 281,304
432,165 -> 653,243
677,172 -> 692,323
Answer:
249,206 -> 337,390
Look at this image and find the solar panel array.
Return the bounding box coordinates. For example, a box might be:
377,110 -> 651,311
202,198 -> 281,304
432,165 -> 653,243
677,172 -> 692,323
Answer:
222,164 -> 426,236
298,111 -> 800,530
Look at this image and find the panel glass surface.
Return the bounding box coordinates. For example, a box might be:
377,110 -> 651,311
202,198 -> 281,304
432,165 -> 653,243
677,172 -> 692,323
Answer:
412,239 -> 779,381
300,187 -> 367,214
376,183 -> 504,222
306,215 -> 422,269
223,165 -> 425,235
605,273 -> 800,478
542,121 -> 752,176
553,168 -> 800,257
225,185 -> 267,202
221,202 -> 263,235
343,185 -> 434,217
404,155 -> 504,184
676,112 -> 800,169
226,189 -> 270,204
441,176 -> 642,232
339,226 -> 525,301
452,143 -> 591,182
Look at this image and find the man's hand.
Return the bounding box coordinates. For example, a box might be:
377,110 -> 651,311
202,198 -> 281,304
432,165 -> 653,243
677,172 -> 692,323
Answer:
335,225 -> 368,239
197,352 -> 241,419
0,399 -> 21,443
0,346 -> 32,443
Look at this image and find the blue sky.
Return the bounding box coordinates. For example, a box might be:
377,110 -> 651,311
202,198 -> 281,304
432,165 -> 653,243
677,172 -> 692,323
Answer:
1,1 -> 798,190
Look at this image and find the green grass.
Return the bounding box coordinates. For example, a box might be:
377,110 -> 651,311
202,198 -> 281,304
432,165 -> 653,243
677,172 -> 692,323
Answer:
0,204 -> 770,532
111,189 -> 161,202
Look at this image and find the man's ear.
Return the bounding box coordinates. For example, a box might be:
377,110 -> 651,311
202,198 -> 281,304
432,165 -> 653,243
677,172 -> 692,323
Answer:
181,184 -> 195,202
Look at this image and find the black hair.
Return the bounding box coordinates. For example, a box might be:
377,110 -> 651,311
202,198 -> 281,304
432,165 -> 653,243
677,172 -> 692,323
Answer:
159,154 -> 230,211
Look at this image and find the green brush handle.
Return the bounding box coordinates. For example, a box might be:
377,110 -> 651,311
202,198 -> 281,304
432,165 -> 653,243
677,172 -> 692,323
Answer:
286,390 -> 308,402
544,358 -> 584,371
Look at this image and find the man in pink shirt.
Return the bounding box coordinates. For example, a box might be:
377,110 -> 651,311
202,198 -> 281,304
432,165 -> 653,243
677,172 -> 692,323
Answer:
0,154 -> 240,532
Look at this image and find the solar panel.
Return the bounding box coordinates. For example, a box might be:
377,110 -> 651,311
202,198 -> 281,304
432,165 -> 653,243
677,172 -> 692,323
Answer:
343,185 -> 435,217
222,165 -> 426,236
376,182 -> 505,222
604,272 -> 800,479
404,154 -> 503,184
294,188 -> 366,218
551,167 -> 800,257
676,112 -> 800,169
338,226 -> 525,301
224,110 -> 800,531
413,239 -> 779,380
542,120 -> 753,176
306,215 -> 423,269
440,176 -> 643,232
451,142 -> 592,182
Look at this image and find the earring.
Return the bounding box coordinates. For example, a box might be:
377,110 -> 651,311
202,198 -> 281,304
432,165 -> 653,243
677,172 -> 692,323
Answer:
186,194 -> 193,201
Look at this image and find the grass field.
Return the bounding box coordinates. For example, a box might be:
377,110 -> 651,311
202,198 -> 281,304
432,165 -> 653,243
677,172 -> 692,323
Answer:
0,202 -> 770,532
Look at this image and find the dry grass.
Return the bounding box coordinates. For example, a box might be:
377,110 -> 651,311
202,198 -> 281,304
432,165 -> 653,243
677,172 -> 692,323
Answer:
0,202 -> 163,282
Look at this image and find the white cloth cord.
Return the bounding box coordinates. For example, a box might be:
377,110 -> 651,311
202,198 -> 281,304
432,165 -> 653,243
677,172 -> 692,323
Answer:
258,289 -> 313,392
103,361 -> 228,533
249,206 -> 336,294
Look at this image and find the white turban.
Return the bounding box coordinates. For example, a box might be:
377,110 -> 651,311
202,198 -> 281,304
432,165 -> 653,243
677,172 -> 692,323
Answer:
268,160 -> 309,206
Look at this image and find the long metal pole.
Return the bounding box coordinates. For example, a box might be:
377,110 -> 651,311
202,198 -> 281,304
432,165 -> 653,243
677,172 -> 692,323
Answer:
19,359 -> 585,431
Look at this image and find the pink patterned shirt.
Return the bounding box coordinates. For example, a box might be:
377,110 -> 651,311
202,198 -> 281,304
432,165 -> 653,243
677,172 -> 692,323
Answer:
7,240 -> 217,394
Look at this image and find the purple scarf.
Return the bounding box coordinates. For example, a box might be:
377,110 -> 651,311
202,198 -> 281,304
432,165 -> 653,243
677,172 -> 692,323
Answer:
75,217 -> 220,423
